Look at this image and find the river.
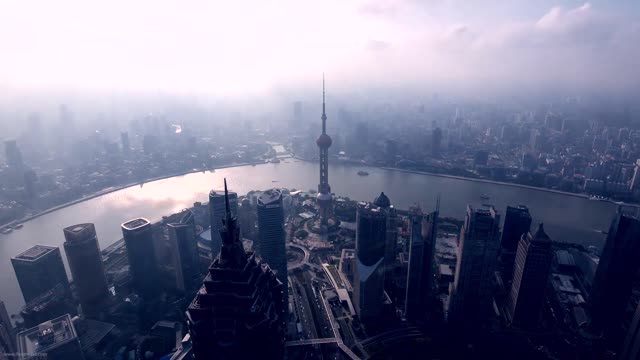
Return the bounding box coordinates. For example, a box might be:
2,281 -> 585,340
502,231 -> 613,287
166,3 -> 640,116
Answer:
0,159 -> 616,316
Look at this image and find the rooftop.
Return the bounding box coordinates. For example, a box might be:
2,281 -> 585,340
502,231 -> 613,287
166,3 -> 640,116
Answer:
258,188 -> 282,206
17,314 -> 78,356
63,223 -> 96,242
121,218 -> 150,231
14,245 -> 57,262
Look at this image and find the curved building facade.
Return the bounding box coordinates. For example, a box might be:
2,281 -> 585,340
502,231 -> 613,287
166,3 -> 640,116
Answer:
257,189 -> 287,307
63,223 -> 109,318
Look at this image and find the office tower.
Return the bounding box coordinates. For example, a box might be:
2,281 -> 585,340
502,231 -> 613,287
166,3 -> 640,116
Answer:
168,210 -> 200,292
354,203 -> 387,322
405,206 -> 439,325
449,205 -> 501,327
622,301 -> 640,360
316,76 -> 333,226
0,299 -> 16,354
63,224 -> 109,318
432,127 -> 442,157
120,131 -> 130,152
121,218 -> 159,299
208,189 -> 238,257
186,179 -> 284,360
16,314 -> 84,360
11,245 -> 70,304
20,284 -> 76,329
4,139 -> 23,169
500,206 -> 532,283
373,192 -> 397,285
506,224 -> 553,329
590,213 -> 640,346
257,189 -> 288,306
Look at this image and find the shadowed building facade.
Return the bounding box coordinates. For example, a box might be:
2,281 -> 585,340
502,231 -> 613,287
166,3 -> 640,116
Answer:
499,205 -> 532,284
11,245 -> 70,304
257,189 -> 288,307
168,210 -> 200,293
121,218 -> 159,300
209,189 -> 238,257
63,223 -> 109,318
354,203 -> 387,322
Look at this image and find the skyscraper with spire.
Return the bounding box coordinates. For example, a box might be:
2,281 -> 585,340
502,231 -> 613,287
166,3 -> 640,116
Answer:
186,178 -> 285,360
316,75 -> 333,226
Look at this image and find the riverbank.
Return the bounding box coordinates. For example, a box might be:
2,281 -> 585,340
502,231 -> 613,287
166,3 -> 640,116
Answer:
1,161 -> 267,229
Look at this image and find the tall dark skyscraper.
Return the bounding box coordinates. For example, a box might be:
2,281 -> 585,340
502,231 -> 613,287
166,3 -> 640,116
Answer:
257,189 -> 288,307
121,218 -> 159,300
449,205 -> 501,328
120,131 -> 130,152
373,192 -> 397,285
506,223 -> 553,329
500,205 -> 532,283
405,206 -> 439,325
11,245 -> 70,304
186,179 -> 284,360
432,127 -> 442,157
0,299 -> 16,354
354,203 -> 387,322
168,210 -> 200,292
4,139 -> 23,169
316,76 -> 333,226
63,223 -> 109,318
209,189 -> 238,257
590,212 -> 640,346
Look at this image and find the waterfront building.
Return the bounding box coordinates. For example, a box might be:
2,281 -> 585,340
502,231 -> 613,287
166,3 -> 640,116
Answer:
499,205 -> 532,283
11,245 -> 70,304
63,223 -> 109,318
257,188 -> 288,307
121,218 -> 160,300
316,76 -> 333,226
506,224 -> 553,329
16,314 -> 84,360
208,189 -> 238,257
186,179 -> 284,359
590,212 -> 640,346
354,203 -> 387,322
449,205 -> 501,328
405,206 -> 439,325
167,209 -> 200,292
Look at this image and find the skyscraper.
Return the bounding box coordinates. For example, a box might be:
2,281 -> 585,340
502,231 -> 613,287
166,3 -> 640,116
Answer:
499,205 -> 532,283
186,179 -> 284,360
621,301 -> 640,360
590,212 -> 640,345
209,189 -> 238,257
316,76 -> 333,226
506,223 -> 553,329
4,139 -> 23,169
11,245 -> 70,304
405,206 -> 439,325
120,131 -> 130,153
168,210 -> 200,292
449,205 -> 501,328
121,218 -> 159,299
432,127 -> 442,157
63,223 -> 109,318
257,189 -> 288,306
373,192 -> 397,286
0,299 -> 16,354
354,203 -> 387,322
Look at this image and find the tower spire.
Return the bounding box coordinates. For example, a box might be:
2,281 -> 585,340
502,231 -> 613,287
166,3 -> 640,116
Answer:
224,178 -> 231,222
322,73 -> 327,134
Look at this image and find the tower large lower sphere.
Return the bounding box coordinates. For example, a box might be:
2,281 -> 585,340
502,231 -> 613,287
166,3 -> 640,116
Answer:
317,76 -> 332,226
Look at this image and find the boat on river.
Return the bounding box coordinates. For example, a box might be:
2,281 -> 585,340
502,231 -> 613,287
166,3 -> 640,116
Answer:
357,170 -> 369,176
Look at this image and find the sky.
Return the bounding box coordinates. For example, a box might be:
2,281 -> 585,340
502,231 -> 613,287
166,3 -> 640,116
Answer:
0,0 -> 638,97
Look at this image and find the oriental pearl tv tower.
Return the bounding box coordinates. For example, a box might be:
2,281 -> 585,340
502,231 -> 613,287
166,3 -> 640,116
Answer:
316,75 -> 333,227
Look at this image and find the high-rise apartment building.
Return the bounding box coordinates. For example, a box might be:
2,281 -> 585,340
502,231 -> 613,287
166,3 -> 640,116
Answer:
354,204 -> 387,322
11,245 -> 70,304
63,223 -> 109,318
506,224 -> 553,329
449,205 -> 501,328
121,218 -> 159,299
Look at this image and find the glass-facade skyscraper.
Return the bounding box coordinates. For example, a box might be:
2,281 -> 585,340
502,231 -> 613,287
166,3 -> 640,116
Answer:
121,218 -> 159,300
257,188 -> 287,307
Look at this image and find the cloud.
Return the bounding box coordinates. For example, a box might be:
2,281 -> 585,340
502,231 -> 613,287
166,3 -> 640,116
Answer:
366,39 -> 391,51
